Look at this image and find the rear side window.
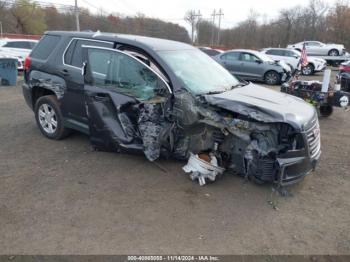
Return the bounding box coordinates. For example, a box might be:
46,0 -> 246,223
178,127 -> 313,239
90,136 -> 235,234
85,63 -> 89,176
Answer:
221,52 -> 239,61
266,49 -> 284,56
3,41 -> 33,49
64,39 -> 113,68
31,35 -> 61,60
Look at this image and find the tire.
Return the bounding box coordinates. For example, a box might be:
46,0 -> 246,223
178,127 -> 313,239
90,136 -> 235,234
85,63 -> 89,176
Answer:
264,71 -> 281,85
328,49 -> 339,56
34,95 -> 70,140
302,63 -> 315,76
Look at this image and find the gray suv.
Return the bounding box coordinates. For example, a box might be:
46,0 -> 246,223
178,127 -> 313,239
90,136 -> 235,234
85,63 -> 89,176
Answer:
215,49 -> 291,85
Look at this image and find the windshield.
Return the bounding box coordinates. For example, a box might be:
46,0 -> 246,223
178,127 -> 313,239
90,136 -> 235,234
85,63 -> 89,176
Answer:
158,49 -> 240,94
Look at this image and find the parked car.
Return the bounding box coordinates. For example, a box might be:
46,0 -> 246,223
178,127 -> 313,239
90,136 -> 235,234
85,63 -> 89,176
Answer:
261,48 -> 327,75
287,41 -> 345,56
22,31 -> 320,186
0,38 -> 38,70
336,60 -> 350,93
215,49 -> 291,85
199,47 -> 224,57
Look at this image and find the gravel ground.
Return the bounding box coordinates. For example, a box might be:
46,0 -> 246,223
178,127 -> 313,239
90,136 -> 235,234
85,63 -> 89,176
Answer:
0,71 -> 349,255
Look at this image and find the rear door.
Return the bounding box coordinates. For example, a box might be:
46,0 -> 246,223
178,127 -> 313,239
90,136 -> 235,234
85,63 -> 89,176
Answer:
82,46 -> 171,152
239,52 -> 265,80
218,51 -> 241,75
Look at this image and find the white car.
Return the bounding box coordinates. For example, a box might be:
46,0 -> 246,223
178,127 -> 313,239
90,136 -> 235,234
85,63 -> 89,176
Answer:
287,41 -> 345,56
0,39 -> 38,70
261,48 -> 327,76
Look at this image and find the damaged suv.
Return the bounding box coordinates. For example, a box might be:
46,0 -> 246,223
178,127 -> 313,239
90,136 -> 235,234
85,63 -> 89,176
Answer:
23,31 -> 321,186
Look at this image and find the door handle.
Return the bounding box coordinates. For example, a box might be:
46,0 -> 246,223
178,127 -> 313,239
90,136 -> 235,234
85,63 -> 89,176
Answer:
92,93 -> 109,101
62,69 -> 70,76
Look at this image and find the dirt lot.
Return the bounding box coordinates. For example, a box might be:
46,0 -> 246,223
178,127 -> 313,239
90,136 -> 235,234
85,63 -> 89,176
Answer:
0,71 -> 349,255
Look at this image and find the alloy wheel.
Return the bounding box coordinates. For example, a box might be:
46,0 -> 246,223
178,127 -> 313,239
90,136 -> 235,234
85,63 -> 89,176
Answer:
38,103 -> 58,134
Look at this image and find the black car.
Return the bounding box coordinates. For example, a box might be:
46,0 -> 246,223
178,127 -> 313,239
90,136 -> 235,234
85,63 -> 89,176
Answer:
22,31 -> 321,186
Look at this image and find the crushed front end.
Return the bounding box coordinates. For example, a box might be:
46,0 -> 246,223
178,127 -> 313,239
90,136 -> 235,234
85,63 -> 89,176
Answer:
173,84 -> 321,186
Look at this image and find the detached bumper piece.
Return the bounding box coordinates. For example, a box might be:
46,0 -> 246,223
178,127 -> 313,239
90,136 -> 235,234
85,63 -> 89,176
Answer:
183,153 -> 225,186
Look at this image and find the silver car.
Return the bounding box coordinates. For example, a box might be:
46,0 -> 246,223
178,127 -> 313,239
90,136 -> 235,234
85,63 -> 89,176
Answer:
215,49 -> 291,85
287,41 -> 345,56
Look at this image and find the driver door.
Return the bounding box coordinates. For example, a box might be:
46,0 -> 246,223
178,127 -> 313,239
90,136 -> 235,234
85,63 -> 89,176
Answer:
82,46 -> 171,152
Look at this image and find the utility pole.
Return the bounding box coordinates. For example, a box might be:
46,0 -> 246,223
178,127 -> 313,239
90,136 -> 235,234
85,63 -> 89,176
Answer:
211,9 -> 216,46
0,21 -> 3,39
75,0 -> 80,31
217,9 -> 224,46
193,10 -> 202,44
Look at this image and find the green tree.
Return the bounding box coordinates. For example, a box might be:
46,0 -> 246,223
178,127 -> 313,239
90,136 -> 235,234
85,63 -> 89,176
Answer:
11,0 -> 46,34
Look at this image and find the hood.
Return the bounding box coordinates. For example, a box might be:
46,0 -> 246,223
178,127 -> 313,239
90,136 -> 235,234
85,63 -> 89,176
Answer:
204,83 -> 316,131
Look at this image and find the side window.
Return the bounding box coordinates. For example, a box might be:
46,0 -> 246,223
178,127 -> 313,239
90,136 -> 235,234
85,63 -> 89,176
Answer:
29,42 -> 37,49
241,53 -> 260,62
306,42 -> 321,47
221,52 -> 239,61
266,49 -> 284,56
5,41 -> 31,49
30,35 -> 61,60
16,42 -> 31,49
65,39 -> 113,68
285,50 -> 297,57
87,49 -> 168,101
3,42 -> 16,48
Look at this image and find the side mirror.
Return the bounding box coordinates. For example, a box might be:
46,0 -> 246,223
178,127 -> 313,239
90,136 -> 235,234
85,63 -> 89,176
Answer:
255,60 -> 262,64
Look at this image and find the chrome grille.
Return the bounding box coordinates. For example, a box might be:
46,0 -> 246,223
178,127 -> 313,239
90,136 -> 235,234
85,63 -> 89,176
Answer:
305,118 -> 321,158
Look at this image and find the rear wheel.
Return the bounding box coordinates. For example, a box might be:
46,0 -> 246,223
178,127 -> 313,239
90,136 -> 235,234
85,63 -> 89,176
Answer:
328,49 -> 339,56
264,71 -> 281,85
34,95 -> 70,139
302,63 -> 315,75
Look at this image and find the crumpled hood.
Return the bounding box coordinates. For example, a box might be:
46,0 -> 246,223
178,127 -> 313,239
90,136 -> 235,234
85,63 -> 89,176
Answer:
204,83 -> 316,130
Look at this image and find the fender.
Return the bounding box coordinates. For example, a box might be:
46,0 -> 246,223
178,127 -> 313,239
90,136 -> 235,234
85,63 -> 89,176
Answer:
28,70 -> 67,100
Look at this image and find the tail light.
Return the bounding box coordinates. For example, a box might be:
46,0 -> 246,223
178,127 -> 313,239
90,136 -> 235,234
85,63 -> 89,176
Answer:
24,56 -> 31,70
339,65 -> 350,73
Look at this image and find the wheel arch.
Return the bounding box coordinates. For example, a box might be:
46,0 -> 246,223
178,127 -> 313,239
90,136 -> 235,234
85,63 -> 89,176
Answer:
31,86 -> 57,108
28,70 -> 67,108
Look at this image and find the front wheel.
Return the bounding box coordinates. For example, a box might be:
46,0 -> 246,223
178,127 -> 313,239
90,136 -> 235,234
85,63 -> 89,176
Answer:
34,95 -> 70,140
302,64 -> 315,75
264,71 -> 281,85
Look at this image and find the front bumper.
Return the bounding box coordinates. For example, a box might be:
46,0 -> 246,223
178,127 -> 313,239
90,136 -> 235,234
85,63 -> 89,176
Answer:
314,62 -> 327,72
276,117 -> 321,186
277,149 -> 320,186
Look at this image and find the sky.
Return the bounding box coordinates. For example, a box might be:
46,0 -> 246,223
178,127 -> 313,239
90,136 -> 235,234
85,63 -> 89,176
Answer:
43,0 -> 339,30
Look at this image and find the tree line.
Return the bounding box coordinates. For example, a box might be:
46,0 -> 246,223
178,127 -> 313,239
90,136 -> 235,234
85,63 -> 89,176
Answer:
1,0 -> 350,50
195,0 -> 350,49
0,0 -> 190,42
